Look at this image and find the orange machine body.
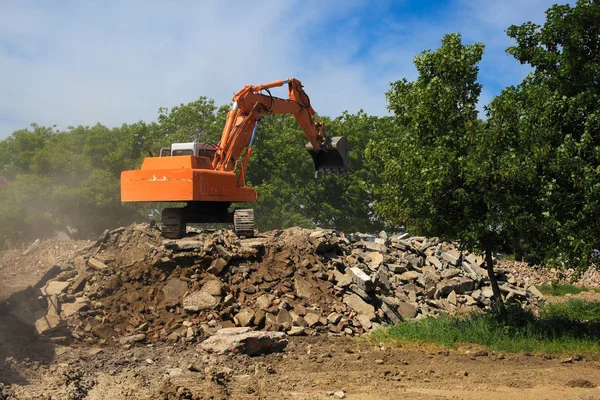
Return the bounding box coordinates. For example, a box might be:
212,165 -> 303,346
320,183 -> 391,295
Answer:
121,156 -> 257,203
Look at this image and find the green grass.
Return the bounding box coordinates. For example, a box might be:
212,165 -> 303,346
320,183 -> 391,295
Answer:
373,300 -> 600,355
537,283 -> 600,296
541,299 -> 600,321
537,284 -> 586,296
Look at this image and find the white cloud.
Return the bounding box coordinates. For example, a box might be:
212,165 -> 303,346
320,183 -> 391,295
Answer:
0,0 -> 569,139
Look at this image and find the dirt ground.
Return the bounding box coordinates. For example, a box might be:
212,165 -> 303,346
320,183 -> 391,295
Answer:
2,329 -> 599,400
1,240 -> 600,399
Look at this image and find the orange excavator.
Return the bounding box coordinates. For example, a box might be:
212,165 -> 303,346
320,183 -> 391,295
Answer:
121,78 -> 348,238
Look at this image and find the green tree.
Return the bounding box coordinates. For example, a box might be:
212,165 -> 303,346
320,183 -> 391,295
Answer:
369,34 -> 510,308
153,97 -> 229,147
491,0 -> 600,267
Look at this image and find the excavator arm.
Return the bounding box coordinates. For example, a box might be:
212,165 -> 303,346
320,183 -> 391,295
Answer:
212,78 -> 348,180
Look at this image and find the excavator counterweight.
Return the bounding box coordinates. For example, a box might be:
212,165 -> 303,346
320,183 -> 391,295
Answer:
120,78 -> 348,238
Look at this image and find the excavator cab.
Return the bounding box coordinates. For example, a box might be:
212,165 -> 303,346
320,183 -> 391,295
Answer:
306,136 -> 349,175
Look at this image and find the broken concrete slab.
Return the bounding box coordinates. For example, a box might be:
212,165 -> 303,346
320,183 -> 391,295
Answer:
183,291 -> 219,312
348,267 -> 373,292
87,257 -> 109,271
41,281 -> 71,296
344,294 -> 375,321
162,278 -> 189,300
199,328 -> 287,356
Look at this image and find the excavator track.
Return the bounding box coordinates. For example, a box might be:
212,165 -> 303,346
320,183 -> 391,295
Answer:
234,209 -> 255,238
161,208 -> 186,239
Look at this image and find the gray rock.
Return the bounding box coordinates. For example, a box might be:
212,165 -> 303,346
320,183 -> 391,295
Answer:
201,280 -> 223,296
183,291 -> 219,312
162,278 -> 188,299
527,285 -> 544,299
119,333 -> 147,345
199,328 -> 287,356
441,268 -> 461,279
348,267 -> 373,292
376,266 -> 392,291
164,240 -> 204,251
234,308 -> 255,327
344,294 -> 375,321
255,293 -> 275,310
288,326 -> 305,336
405,254 -> 423,269
294,276 -> 319,302
417,272 -> 439,289
380,301 -> 402,324
442,250 -> 461,265
399,271 -> 420,282
276,308 -> 293,326
368,251 -> 384,269
87,257 -> 109,271
304,312 -> 321,327
42,281 -> 71,296
356,314 -> 373,329
62,298 -> 90,318
337,273 -> 353,288
35,314 -> 66,336
436,277 -> 475,297
427,256 -> 443,269
447,290 -> 457,305
208,257 -> 228,275
362,241 -> 388,253
386,264 -> 407,274
328,312 -> 343,324
349,284 -> 371,301
397,301 -> 418,319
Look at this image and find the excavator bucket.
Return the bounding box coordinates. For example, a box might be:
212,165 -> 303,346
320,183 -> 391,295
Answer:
306,137 -> 349,175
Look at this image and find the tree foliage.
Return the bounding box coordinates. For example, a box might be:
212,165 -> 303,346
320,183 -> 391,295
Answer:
490,0 -> 600,266
0,100 -> 388,243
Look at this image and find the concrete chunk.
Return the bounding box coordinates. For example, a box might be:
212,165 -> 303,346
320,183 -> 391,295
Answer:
41,281 -> 71,296
344,294 -> 375,321
88,257 -> 109,271
348,267 -> 373,292
442,250 -> 461,266
183,291 -> 219,312
199,329 -> 287,356
162,278 -> 188,300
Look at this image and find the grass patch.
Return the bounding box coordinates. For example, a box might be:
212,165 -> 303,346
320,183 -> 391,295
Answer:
537,284 -> 586,296
541,299 -> 600,322
537,283 -> 600,296
373,301 -> 600,355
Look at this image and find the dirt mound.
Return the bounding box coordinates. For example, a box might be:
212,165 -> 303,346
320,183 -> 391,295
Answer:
4,224 -> 548,347
0,239 -> 89,302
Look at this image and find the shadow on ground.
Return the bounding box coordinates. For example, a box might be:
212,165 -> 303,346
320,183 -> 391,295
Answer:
0,285 -> 56,386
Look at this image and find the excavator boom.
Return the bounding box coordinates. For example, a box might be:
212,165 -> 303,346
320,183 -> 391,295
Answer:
213,78 -> 348,175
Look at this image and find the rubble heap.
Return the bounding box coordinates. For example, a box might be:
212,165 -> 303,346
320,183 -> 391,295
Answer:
10,224 -> 547,345
504,260 -> 600,288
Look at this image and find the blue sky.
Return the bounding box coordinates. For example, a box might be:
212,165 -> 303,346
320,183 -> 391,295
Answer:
0,0 -> 566,139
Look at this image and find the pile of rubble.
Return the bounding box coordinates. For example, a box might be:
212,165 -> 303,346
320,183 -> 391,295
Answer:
504,260 -> 600,288
9,224 -> 547,346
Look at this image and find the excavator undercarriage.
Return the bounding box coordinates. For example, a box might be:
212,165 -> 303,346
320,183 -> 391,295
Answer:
161,202 -> 255,239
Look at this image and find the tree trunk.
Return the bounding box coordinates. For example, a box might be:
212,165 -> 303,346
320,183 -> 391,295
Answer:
485,247 -> 504,313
